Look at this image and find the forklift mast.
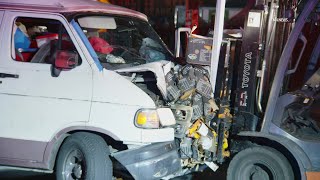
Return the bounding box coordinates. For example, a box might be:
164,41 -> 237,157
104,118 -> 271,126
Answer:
235,9 -> 265,131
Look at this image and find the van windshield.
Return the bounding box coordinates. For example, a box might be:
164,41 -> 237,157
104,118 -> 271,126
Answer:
76,16 -> 173,69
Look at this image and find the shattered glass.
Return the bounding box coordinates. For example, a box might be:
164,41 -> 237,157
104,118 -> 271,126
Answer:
77,16 -> 173,70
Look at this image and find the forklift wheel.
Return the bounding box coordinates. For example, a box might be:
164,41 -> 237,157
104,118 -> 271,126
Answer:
56,132 -> 113,180
227,146 -> 294,180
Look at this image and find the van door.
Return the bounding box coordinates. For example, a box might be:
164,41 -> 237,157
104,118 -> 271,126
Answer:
0,11 -> 92,164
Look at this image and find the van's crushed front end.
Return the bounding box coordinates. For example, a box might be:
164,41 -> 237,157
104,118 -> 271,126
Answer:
116,60 -> 227,176
73,14 -> 228,178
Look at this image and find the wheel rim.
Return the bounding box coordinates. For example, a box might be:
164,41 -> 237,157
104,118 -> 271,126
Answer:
62,149 -> 86,180
246,163 -> 274,180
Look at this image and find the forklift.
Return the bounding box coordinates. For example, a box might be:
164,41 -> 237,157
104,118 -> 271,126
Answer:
175,0 -> 320,179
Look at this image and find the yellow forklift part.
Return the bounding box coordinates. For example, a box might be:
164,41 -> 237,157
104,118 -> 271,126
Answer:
223,150 -> 230,157
222,137 -> 228,149
218,114 -> 225,119
222,130 -> 230,157
188,120 -> 202,139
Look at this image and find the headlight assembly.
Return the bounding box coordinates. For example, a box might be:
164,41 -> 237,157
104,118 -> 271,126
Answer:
135,109 -> 160,129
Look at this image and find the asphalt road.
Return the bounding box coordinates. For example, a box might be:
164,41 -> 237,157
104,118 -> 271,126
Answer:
0,163 -> 228,180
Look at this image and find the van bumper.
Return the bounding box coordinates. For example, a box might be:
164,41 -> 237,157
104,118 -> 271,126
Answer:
113,141 -> 181,179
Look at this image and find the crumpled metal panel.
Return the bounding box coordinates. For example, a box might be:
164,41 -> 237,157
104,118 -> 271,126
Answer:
116,60 -> 173,100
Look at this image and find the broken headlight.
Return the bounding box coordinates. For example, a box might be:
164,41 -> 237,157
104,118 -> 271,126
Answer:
135,109 -> 160,129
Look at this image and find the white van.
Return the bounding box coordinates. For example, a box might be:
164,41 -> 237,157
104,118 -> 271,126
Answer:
0,0 -> 181,179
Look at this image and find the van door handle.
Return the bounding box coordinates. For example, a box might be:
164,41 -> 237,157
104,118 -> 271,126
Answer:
0,73 -> 19,79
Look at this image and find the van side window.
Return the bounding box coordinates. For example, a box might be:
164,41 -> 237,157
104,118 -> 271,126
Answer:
13,17 -> 81,66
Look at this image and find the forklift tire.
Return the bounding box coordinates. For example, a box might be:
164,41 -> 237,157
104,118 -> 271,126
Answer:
227,146 -> 294,180
56,132 -> 112,180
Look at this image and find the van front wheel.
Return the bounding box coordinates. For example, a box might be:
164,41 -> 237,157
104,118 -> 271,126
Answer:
227,146 -> 294,180
56,132 -> 112,180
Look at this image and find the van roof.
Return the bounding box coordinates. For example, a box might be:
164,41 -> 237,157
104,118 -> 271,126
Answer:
0,0 -> 148,21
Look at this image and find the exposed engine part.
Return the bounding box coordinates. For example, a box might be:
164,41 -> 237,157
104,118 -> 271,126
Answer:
200,136 -> 216,152
167,85 -> 181,102
178,77 -> 196,93
165,64 -> 228,170
196,78 -> 212,99
118,62 -> 228,174
204,99 -> 219,121
166,71 -> 182,101
188,120 -> 218,152
179,137 -> 193,159
171,105 -> 193,138
192,93 -> 203,120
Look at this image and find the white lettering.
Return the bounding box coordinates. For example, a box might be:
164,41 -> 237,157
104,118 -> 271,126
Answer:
241,52 -> 253,89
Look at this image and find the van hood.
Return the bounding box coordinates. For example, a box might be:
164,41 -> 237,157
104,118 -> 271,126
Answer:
92,69 -> 156,108
115,60 -> 173,101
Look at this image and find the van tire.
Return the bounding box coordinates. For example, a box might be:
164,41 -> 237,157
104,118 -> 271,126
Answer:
227,146 -> 294,180
56,132 -> 112,180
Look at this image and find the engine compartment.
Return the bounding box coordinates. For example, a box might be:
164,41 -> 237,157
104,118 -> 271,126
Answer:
117,61 -> 231,174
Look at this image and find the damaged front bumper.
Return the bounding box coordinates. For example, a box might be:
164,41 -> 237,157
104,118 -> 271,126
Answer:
116,61 -> 231,173
113,141 -> 181,180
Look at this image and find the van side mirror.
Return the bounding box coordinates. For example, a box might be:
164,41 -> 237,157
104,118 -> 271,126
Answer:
55,50 -> 78,69
51,50 -> 79,77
